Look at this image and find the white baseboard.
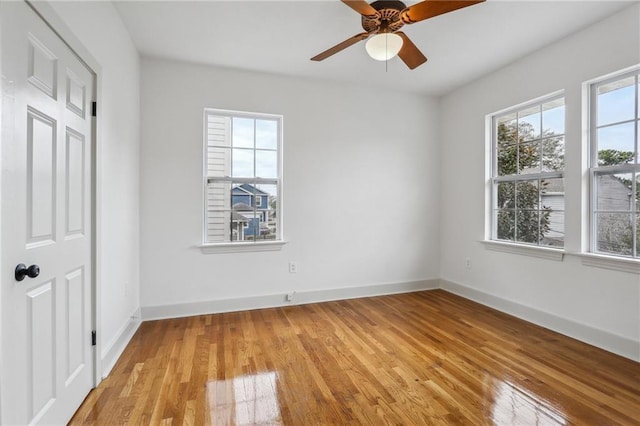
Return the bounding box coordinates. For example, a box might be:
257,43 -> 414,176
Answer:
101,308 -> 142,378
141,279 -> 439,321
439,279 -> 640,362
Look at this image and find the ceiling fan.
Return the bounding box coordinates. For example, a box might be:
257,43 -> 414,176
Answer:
311,0 -> 485,70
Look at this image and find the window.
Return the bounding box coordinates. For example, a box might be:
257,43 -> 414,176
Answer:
490,94 -> 566,247
204,109 -> 282,245
589,68 -> 639,258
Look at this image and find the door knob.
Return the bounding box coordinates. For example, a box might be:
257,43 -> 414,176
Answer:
15,264 -> 40,281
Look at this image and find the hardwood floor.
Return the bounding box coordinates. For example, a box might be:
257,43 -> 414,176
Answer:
70,290 -> 640,425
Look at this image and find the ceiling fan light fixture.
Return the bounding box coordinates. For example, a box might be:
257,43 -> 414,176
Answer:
365,33 -> 403,61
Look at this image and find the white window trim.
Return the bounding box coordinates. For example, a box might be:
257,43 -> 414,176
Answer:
577,252 -> 640,274
202,109 -> 284,250
586,66 -> 640,261
199,240 -> 287,254
485,91 -> 566,251
479,241 -> 640,272
481,240 -> 565,261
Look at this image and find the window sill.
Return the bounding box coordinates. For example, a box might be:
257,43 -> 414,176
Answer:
576,253 -> 640,274
481,240 -> 565,261
199,240 -> 287,254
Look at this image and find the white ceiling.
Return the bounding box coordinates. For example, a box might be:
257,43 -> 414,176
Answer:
113,0 -> 636,96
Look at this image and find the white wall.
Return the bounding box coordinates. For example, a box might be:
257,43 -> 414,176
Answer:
439,4 -> 640,360
140,57 -> 440,315
42,1 -> 141,375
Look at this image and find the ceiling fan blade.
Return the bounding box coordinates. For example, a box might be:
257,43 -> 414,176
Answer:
311,32 -> 370,61
401,0 -> 485,24
341,0 -> 380,17
396,32 -> 427,70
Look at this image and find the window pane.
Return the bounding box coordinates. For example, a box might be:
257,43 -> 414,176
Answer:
541,177 -> 564,199
516,210 -> 540,244
231,182 -> 256,211
542,100 -> 565,136
255,149 -> 277,178
597,77 -> 635,126
638,124 -> 640,162
636,174 -> 640,212
256,120 -> 278,150
497,143 -> 517,176
518,106 -> 541,141
232,148 -> 254,177
595,213 -> 632,255
496,209 -> 515,241
497,113 -> 517,145
232,117 -> 254,148
517,180 -> 539,210
256,183 -> 278,241
541,178 -> 564,247
231,182 -> 259,241
496,182 -> 515,209
541,136 -> 564,172
517,142 -> 540,174
541,209 -> 564,248
636,214 -> 640,256
596,173 -> 633,212
597,122 -> 635,165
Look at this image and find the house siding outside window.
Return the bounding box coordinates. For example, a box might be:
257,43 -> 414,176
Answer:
589,68 -> 640,258
204,109 -> 282,244
490,94 -> 566,247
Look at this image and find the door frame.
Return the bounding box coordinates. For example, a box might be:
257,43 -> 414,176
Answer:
0,1 -> 103,417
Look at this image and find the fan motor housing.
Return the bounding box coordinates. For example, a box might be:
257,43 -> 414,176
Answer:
361,0 -> 407,33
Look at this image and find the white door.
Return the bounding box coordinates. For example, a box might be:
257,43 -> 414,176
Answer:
1,1 -> 95,424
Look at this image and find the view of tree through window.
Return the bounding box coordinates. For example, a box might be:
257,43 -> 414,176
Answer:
591,70 -> 639,258
492,96 -> 565,247
204,110 -> 282,244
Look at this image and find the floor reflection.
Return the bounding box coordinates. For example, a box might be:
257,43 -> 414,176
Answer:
488,378 -> 567,426
207,372 -> 283,425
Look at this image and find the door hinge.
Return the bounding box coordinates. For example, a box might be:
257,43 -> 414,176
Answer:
91,101 -> 97,117
91,330 -> 96,346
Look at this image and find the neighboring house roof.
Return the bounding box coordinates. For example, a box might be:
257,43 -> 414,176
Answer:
231,212 -> 248,222
232,202 -> 253,211
233,183 -> 268,196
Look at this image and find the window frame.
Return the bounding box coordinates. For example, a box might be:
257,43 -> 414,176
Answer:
201,108 -> 285,253
488,92 -> 566,249
588,67 -> 640,259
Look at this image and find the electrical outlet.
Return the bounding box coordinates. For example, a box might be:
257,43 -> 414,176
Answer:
286,292 -> 295,302
465,258 -> 471,270
289,261 -> 298,273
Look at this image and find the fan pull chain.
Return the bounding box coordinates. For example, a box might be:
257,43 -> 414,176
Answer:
385,34 -> 388,73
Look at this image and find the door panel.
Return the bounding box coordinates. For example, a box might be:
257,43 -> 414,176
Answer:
27,34 -> 58,99
27,107 -> 57,246
65,267 -> 85,385
65,128 -> 85,237
1,1 -> 95,424
27,281 -> 56,420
